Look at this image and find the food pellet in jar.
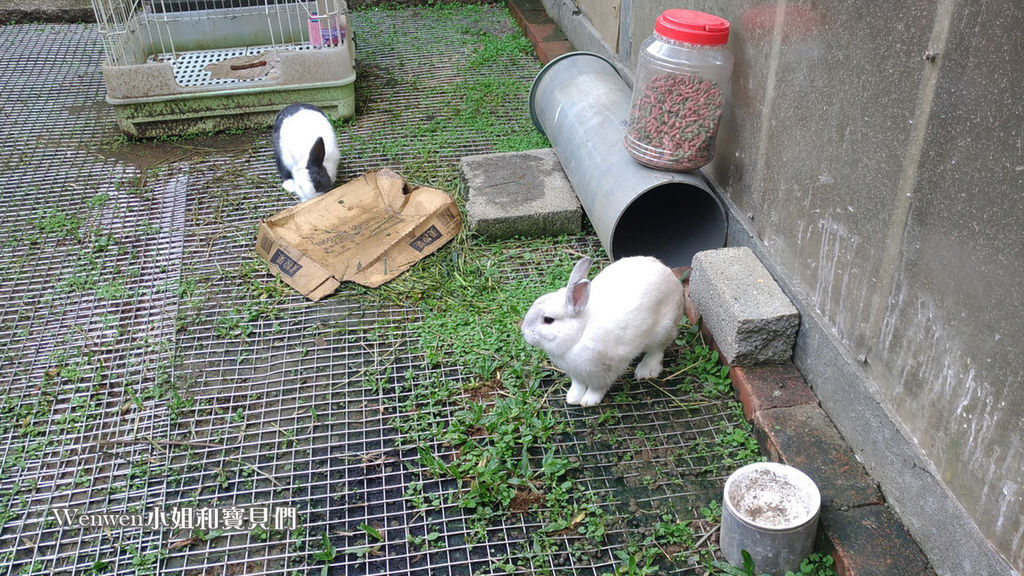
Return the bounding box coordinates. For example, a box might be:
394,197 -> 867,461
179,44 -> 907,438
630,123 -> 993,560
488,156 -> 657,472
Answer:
624,9 -> 733,171
625,72 -> 723,171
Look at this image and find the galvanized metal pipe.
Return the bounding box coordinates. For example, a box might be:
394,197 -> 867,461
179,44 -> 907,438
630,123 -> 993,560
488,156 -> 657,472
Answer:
529,52 -> 727,267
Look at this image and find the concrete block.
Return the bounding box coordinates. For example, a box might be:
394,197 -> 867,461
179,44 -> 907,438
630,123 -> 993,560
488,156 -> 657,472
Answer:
461,148 -> 581,239
0,0 -> 94,24
689,246 -> 799,365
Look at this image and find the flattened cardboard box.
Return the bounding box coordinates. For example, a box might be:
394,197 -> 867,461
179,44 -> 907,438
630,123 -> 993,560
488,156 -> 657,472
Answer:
256,170 -> 461,300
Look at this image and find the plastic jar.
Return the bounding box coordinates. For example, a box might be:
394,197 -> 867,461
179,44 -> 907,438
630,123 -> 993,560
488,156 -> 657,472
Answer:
624,9 -> 734,171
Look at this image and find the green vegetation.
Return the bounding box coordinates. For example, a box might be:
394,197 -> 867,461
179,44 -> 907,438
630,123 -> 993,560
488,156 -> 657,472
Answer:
212,258 -> 289,339
342,2 -> 548,190
0,4 -> 765,575
33,208 -> 81,240
712,551 -> 838,576
311,533 -> 337,575
324,234 -> 762,573
126,544 -> 165,576
789,553 -> 838,576
347,239 -> 603,569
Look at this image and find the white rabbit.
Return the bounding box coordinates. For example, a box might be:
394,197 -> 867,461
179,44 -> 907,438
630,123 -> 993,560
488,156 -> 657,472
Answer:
521,256 -> 686,407
271,103 -> 341,202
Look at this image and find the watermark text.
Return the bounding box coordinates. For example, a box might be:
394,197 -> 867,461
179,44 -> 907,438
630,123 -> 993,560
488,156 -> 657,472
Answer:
51,506 -> 298,531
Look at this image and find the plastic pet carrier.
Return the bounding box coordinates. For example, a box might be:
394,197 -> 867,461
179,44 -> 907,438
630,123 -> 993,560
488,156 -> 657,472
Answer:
91,0 -> 356,137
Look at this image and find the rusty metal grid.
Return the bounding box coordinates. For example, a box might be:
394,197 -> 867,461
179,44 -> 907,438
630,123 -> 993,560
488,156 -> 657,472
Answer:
0,9 -> 747,576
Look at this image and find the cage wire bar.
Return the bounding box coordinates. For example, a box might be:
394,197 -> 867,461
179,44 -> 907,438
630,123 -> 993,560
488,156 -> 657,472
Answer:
0,7 -> 745,576
92,0 -> 345,69
90,0 -> 354,136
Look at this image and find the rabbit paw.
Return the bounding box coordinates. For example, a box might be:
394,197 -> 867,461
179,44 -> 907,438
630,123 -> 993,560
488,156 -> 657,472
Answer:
635,352 -> 664,380
579,388 -> 606,407
566,380 -> 587,405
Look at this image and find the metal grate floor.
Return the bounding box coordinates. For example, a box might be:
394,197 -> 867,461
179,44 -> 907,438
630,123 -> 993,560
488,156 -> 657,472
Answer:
0,7 -> 754,576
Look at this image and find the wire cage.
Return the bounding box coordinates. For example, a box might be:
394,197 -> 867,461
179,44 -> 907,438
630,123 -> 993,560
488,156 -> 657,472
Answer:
91,0 -> 356,137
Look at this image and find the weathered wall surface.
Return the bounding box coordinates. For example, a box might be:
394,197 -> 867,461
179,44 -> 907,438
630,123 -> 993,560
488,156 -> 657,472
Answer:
875,0 -> 1024,562
542,0 -> 1023,573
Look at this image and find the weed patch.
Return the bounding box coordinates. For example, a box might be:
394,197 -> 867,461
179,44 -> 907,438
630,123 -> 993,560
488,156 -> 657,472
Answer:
33,208 -> 81,240
343,2 -> 548,188
0,7 -> 764,574
342,233 -> 760,572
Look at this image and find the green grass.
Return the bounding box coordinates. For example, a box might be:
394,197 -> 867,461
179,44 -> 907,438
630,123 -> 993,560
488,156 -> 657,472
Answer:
32,208 -> 81,239
311,532 -> 337,575
334,231 -> 763,572
342,2 -> 549,189
787,553 -> 838,576
0,5 -> 764,574
466,32 -> 535,69
712,551 -> 838,576
342,238 -> 606,570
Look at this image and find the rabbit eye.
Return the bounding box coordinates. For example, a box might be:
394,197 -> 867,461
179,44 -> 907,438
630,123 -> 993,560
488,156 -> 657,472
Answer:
542,316 -> 555,325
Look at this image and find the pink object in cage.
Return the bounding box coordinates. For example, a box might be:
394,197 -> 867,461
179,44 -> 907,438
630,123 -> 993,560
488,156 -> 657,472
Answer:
308,13 -> 342,47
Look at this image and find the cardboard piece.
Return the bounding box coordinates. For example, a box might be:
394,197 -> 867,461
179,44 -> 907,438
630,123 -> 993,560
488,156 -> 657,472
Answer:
256,169 -> 461,300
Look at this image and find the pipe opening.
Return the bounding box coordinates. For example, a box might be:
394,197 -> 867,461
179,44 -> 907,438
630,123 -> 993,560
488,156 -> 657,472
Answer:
611,181 -> 727,268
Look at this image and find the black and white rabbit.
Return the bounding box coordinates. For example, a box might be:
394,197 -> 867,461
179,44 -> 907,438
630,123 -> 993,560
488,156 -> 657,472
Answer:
521,256 -> 686,407
271,103 -> 341,202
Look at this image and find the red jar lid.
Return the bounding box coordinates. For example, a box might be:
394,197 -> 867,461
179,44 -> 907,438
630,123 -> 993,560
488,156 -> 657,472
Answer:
655,9 -> 730,45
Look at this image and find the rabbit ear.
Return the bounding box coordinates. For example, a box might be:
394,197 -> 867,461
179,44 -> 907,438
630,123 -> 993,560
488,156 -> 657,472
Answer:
566,277 -> 590,314
568,257 -> 592,287
309,137 -> 326,165
565,257 -> 592,314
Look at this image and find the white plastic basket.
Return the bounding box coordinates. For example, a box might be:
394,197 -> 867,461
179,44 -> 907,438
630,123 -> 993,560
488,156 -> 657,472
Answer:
91,0 -> 356,136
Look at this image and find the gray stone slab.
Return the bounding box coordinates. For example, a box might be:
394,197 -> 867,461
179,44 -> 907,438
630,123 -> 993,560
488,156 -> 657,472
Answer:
0,0 -> 93,22
461,148 -> 581,239
690,246 -> 799,366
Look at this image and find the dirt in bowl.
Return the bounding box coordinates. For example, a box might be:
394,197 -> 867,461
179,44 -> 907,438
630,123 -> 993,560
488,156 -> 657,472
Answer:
727,467 -> 817,528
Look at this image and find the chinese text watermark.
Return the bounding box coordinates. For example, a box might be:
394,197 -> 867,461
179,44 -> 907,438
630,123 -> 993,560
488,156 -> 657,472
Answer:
51,506 -> 298,531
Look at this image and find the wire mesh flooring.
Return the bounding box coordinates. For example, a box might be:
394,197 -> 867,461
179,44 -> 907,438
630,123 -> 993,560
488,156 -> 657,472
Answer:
0,6 -> 756,576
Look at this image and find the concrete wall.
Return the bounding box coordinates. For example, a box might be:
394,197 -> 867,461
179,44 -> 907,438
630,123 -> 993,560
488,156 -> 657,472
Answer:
541,0 -> 1023,574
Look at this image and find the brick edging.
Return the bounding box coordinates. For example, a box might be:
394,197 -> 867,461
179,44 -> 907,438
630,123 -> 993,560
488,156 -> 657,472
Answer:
506,0 -> 573,64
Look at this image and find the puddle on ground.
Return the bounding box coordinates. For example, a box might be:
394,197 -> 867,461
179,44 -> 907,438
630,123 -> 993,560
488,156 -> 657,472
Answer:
92,131 -> 261,172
